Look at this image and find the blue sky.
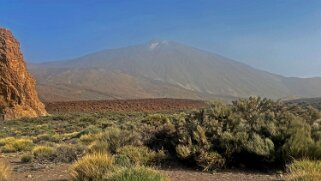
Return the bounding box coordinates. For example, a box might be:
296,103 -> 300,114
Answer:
1,0 -> 321,77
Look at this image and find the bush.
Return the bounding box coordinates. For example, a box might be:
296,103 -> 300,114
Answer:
54,144 -> 78,163
81,128 -> 142,154
0,161 -> 11,181
115,146 -> 166,167
96,128 -> 142,153
21,153 -> 33,163
109,167 -> 168,181
32,145 -> 55,162
195,151 -> 226,171
287,159 -> 321,181
1,138 -> 34,152
69,153 -> 116,181
140,97 -> 321,169
176,145 -> 192,159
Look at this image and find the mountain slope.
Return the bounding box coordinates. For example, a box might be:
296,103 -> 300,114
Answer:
30,40 -> 321,101
31,68 -> 204,101
286,97 -> 321,110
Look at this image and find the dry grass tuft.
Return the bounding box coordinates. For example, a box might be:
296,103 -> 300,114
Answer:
69,153 -> 116,181
32,145 -> 55,161
109,167 -> 168,181
287,159 -> 321,181
0,161 -> 11,181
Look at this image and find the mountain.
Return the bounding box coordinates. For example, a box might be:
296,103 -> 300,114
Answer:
29,40 -> 321,102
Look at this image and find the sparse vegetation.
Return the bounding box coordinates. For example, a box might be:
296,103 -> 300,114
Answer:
287,97 -> 321,111
0,97 -> 321,180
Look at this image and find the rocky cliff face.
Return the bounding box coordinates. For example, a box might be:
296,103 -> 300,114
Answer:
0,28 -> 47,120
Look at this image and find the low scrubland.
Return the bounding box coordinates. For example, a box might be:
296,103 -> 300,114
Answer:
0,97 -> 321,180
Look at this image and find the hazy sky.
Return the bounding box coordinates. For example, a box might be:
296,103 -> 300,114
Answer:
1,0 -> 321,77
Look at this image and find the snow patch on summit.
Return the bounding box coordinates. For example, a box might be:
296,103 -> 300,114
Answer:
149,42 -> 159,50
148,40 -> 170,50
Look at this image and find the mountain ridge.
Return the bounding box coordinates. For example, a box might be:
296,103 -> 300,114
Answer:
29,40 -> 321,102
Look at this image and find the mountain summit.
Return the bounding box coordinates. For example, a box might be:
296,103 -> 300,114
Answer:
147,40 -> 170,50
30,40 -> 321,101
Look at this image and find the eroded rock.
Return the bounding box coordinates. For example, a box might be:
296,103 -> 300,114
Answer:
0,28 -> 47,120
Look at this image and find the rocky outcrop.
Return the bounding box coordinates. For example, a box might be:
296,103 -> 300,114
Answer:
0,28 -> 47,120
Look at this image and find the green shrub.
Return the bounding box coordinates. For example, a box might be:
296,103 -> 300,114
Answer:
176,145 -> 192,159
244,133 -> 274,157
287,159 -> 321,181
115,146 -> 166,167
114,155 -> 131,168
69,153 -> 116,181
97,128 -> 142,153
54,144 -> 79,163
196,151 -> 226,171
142,97 -> 321,169
21,153 -> 33,163
307,141 -> 321,159
82,128 -> 139,154
109,167 -> 168,181
282,119 -> 315,160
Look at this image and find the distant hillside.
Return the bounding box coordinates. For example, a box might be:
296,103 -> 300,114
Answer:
29,40 -> 321,101
286,97 -> 321,110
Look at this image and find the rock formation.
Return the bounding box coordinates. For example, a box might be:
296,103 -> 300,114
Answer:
0,28 -> 47,120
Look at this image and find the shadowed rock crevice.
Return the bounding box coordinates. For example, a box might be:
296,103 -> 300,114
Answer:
0,28 -> 47,120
